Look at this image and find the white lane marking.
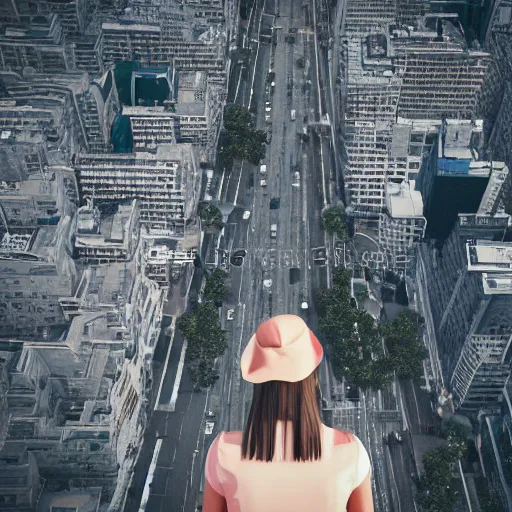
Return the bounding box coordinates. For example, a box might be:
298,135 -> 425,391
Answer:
189,389 -> 210,489
154,317 -> 176,409
234,66 -> 243,102
248,0 -> 265,107
169,339 -> 188,411
386,445 -> 401,512
234,160 -> 244,205
139,438 -> 163,512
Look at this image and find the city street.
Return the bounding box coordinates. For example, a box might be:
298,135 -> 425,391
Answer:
126,1 -> 428,511
211,0 -> 332,439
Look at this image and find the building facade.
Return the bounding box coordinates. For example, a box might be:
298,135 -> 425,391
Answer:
75,144 -> 201,240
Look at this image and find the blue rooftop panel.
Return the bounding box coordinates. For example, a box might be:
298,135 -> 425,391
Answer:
438,158 -> 471,176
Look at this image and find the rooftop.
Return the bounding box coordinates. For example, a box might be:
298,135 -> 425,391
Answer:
0,233 -> 32,252
77,263 -> 134,305
386,180 -> 424,218
37,487 -> 102,512
0,175 -> 56,198
75,200 -> 138,250
101,21 -> 161,33
481,273 -> 512,295
466,241 -> 512,273
172,71 -> 207,116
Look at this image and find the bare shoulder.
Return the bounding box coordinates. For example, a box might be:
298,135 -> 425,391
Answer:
333,429 -> 356,446
222,430 -> 244,445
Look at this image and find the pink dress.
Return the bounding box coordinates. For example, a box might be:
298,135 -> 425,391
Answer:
205,422 -> 371,512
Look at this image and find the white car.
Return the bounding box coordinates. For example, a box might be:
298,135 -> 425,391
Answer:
227,309 -> 235,321
292,171 -> 300,188
243,210 -> 251,220
205,421 -> 215,435
260,179 -> 267,187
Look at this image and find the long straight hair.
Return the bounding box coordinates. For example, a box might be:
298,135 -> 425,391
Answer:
241,369 -> 322,462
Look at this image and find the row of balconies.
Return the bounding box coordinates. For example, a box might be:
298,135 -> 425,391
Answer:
78,167 -> 179,175
79,177 -> 178,185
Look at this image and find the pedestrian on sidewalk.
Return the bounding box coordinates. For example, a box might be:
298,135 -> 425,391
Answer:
204,314 -> 374,512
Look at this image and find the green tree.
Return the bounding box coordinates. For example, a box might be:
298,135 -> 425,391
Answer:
322,205 -> 349,240
189,358 -> 218,388
177,302 -> 228,389
199,202 -> 223,230
354,284 -> 368,304
317,267 -> 392,390
480,491 -> 506,512
204,268 -> 228,303
176,311 -> 197,341
416,446 -> 458,512
217,104 -> 267,170
381,311 -> 428,380
445,424 -> 468,460
223,104 -> 253,131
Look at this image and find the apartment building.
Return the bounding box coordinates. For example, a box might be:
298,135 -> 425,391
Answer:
417,217 -> 511,405
0,233 -> 166,507
0,167 -> 78,228
0,70 -> 119,156
378,180 -> 426,273
392,15 -> 489,120
344,0 -> 397,36
449,241 -> 512,411
416,153 -> 511,408
419,119 -> 487,218
99,21 -> 224,71
342,12 -> 489,217
0,215 -> 78,339
0,14 -> 72,73
184,0 -> 225,28
75,199 -> 140,263
144,243 -> 196,288
125,106 -> 179,148
76,144 -> 201,240
125,70 -> 224,161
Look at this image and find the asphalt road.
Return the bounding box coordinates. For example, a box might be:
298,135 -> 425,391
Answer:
123,5 -> 265,511
209,0 -> 333,437
125,1 -> 431,511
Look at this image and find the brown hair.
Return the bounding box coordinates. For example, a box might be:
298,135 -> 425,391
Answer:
241,369 -> 322,462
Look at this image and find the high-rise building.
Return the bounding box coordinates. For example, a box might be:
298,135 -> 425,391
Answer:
124,70 -> 225,161
378,180 -> 426,272
75,199 -> 140,263
416,158 -> 511,410
98,20 -> 224,71
343,12 -> 489,216
0,234 -> 165,507
75,144 -> 201,240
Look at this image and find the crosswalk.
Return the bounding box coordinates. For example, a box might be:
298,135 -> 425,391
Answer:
252,248 -> 301,269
